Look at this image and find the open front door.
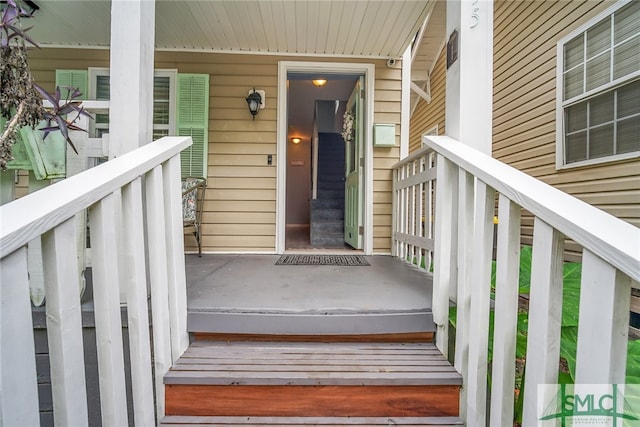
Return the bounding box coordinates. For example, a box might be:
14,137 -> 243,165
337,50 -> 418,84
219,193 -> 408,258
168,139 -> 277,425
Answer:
344,77 -> 364,249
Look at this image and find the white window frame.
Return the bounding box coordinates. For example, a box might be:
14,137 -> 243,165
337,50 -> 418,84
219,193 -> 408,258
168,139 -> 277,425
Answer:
88,67 -> 177,140
555,0 -> 640,169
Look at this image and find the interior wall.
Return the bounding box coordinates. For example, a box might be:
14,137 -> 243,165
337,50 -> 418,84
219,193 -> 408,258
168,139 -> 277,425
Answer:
285,138 -> 311,225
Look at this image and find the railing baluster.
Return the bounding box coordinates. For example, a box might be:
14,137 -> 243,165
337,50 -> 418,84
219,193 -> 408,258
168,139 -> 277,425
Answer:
425,152 -> 435,267
392,168 -> 399,257
41,219 -> 88,426
432,154 -> 457,355
146,165 -> 172,420
89,192 -> 129,426
400,165 -> 407,259
575,250 -> 631,384
163,156 -> 190,361
465,180 -> 495,427
0,136 -> 192,425
454,169 -> 474,420
0,247 -> 39,426
522,218 -> 564,427
489,195 -> 521,427
416,157 -> 424,269
122,177 -> 155,425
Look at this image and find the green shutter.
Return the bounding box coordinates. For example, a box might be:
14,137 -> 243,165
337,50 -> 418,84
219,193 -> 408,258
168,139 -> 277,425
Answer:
1,115 -> 30,170
55,70 -> 88,100
176,74 -> 209,178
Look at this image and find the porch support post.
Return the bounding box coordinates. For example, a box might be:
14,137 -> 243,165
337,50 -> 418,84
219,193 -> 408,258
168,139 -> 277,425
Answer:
400,46 -> 411,160
445,0 -> 493,154
109,0 -> 156,158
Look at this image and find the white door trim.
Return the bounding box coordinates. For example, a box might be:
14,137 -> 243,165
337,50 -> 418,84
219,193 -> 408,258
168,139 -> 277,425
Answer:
276,61 -> 375,255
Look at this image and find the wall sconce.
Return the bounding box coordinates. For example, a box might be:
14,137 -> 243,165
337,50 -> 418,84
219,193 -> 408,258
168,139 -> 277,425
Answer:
291,137 -> 302,144
312,79 -> 327,87
246,88 -> 265,120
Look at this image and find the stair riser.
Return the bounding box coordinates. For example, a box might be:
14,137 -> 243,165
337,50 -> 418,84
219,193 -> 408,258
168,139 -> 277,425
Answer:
312,200 -> 344,210
190,332 -> 435,343
165,384 -> 460,417
311,222 -> 344,234
317,191 -> 344,199
317,182 -> 345,190
309,235 -> 347,247
311,210 -> 344,220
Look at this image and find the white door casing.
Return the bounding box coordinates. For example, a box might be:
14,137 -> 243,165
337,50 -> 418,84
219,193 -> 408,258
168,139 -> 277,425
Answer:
276,61 -> 375,254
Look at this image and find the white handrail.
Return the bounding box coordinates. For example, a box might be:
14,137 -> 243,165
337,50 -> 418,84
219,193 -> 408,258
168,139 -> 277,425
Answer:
1,136 -> 190,257
424,135 -> 640,282
0,135 -> 191,425
406,134 -> 638,426
391,145 -> 436,270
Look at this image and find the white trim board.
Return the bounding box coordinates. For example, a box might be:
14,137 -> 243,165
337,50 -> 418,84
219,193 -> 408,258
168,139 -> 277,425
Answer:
276,61 -> 375,255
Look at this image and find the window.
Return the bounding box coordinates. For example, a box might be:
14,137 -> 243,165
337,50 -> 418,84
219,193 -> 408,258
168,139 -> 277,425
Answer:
57,69 -> 209,177
556,0 -> 639,168
87,68 -> 176,141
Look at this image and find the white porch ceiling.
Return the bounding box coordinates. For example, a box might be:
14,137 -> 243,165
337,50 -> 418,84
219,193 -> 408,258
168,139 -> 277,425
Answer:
26,0 -> 436,59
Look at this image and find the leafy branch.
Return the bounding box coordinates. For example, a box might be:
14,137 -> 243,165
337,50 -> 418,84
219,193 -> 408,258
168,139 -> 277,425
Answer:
0,0 -> 89,170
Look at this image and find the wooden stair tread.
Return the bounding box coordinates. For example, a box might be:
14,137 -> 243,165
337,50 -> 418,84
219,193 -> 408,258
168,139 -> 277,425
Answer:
159,416 -> 464,425
165,342 -> 462,386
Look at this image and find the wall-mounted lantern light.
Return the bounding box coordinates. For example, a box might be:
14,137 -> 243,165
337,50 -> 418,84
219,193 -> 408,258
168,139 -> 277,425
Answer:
246,88 -> 264,120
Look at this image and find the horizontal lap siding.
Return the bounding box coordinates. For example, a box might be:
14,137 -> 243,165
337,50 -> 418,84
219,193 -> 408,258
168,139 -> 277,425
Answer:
373,64 -> 402,253
26,50 -> 400,253
155,52 -> 278,253
409,48 -> 446,154
494,0 -> 640,260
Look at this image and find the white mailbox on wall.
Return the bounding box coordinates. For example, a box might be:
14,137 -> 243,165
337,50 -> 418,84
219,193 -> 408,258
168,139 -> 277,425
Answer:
373,124 -> 396,147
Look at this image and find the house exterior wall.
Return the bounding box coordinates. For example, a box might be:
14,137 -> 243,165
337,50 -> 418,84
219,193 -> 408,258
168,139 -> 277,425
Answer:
27,49 -> 402,254
493,0 -> 639,254
410,0 -> 639,257
409,47 -> 447,153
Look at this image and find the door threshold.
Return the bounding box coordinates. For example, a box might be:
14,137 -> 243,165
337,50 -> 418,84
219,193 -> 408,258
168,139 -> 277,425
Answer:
284,248 -> 364,255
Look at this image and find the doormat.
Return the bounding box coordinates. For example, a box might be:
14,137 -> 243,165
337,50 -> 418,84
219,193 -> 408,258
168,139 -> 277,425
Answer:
275,255 -> 370,266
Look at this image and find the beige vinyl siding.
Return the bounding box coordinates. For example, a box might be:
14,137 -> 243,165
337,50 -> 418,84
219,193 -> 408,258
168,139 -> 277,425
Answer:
372,63 -> 402,253
409,46 -> 446,154
26,49 -> 401,253
494,0 -> 640,258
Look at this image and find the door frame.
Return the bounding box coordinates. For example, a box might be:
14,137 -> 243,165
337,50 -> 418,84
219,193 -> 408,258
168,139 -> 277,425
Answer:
276,61 -> 375,255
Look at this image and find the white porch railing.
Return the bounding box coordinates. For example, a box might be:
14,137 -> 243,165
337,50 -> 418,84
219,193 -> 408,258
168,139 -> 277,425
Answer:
0,136 -> 192,426
391,147 -> 436,271
392,135 -> 640,427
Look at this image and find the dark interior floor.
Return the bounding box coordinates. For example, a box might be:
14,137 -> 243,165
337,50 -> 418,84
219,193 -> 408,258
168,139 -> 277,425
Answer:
285,225 -> 352,251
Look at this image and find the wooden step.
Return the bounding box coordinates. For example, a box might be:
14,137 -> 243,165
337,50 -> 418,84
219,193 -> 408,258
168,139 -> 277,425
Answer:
164,342 -> 461,418
191,332 -> 434,343
159,415 -> 465,425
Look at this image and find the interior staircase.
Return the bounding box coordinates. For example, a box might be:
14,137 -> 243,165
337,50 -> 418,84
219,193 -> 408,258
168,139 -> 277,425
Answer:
160,334 -> 462,426
310,133 -> 347,248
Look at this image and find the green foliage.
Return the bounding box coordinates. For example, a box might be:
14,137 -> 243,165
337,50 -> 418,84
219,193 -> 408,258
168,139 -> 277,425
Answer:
450,244 -> 640,423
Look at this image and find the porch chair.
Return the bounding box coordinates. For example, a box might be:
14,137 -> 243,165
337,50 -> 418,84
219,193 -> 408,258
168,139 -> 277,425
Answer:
182,177 -> 207,256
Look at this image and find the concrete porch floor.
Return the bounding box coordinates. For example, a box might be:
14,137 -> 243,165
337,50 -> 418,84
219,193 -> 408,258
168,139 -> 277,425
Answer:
185,255 -> 435,335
